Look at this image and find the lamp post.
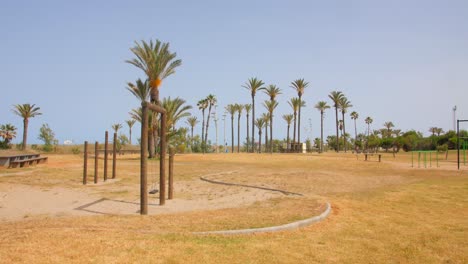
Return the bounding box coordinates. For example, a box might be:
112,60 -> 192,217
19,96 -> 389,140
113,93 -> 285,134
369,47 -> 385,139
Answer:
212,106 -> 219,153
453,106 -> 457,131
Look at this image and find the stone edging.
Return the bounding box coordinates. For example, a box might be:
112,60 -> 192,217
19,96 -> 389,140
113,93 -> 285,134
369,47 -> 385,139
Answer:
193,202 -> 331,235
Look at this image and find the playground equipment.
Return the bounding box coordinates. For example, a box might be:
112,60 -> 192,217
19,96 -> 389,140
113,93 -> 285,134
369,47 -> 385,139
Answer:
82,131 -> 117,184
140,101 -> 172,215
457,119 -> 468,170
411,151 -> 439,168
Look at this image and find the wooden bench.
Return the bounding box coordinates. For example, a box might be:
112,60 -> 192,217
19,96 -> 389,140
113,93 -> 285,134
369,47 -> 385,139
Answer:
9,156 -> 48,168
364,153 -> 382,162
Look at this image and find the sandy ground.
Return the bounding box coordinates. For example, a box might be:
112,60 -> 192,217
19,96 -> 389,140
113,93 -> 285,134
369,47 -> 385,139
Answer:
0,172 -> 282,221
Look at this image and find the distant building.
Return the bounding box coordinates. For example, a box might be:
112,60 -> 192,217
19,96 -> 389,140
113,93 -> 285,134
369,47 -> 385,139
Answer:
63,140 -> 73,145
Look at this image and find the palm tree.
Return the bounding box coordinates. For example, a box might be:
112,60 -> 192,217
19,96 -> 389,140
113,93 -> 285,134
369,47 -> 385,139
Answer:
129,108 -> 142,123
12,103 -> 42,150
125,120 -> 136,145
365,116 -> 373,151
263,85 -> 282,101
262,113 -> 270,153
197,99 -> 208,153
126,39 -> 182,105
244,104 -> 252,152
290,79 -> 309,144
186,116 -> 199,150
126,79 -> 150,102
161,97 -> 192,129
204,94 -> 217,148
384,122 -> 394,138
328,91 -> 344,152
225,104 -> 237,153
235,104 -> 243,153
429,127 -> 437,136
350,111 -> 359,151
263,100 -> 278,153
338,96 -> 353,152
0,124 -> 17,147
435,128 -> 444,137
315,101 -> 330,153
127,79 -> 157,157
243,77 -> 265,153
112,123 -> 122,134
288,98 -> 301,150
255,118 -> 266,153
282,114 -> 293,152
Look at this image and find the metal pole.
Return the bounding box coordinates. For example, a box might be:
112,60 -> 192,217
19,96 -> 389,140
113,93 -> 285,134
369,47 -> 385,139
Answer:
104,131 -> 108,181
140,102 -> 148,215
112,133 -> 117,179
94,141 -> 98,184
83,141 -> 88,185
160,112 -> 166,206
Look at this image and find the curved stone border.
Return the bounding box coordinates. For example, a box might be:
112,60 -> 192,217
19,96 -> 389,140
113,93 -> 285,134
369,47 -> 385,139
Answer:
193,202 -> 331,235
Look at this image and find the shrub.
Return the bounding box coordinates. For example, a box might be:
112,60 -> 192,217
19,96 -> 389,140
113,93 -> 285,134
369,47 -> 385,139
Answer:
71,147 -> 81,155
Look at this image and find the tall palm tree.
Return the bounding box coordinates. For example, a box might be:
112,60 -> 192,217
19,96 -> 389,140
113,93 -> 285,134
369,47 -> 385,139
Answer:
282,114 -> 293,152
204,94 -> 217,148
126,39 -> 182,105
126,79 -> 150,102
435,128 -> 444,137
365,116 -> 373,151
263,85 -> 282,101
243,77 -> 265,153
314,101 -> 330,153
186,116 -> 199,150
350,111 -> 359,151
197,99 -> 208,153
12,103 -> 42,150
263,100 -> 278,153
290,79 -> 309,144
235,104 -> 243,153
244,104 -> 252,152
383,122 -> 394,138
225,104 -> 236,153
338,96 -> 353,152
429,127 -> 437,136
328,91 -> 344,152
255,118 -> 266,153
288,98 -> 301,150
112,123 -> 122,134
125,120 -> 136,145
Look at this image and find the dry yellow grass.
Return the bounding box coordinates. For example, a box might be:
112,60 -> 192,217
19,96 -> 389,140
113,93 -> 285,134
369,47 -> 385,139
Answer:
0,152 -> 467,263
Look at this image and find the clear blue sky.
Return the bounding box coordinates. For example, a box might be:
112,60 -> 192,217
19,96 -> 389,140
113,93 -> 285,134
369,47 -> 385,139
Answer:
1,0 -> 467,145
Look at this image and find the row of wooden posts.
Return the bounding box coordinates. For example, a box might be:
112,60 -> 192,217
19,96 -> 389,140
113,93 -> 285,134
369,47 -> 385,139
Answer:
83,131 -> 117,184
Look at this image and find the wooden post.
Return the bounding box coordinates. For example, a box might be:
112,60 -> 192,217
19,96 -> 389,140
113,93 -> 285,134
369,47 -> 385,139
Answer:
83,141 -> 88,185
94,141 -> 98,184
104,131 -> 108,181
160,112 -> 166,205
140,102 -> 149,215
112,132 -> 117,179
168,148 -> 174,200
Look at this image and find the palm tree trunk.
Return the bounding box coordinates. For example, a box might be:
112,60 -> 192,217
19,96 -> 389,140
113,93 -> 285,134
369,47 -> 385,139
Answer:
150,88 -> 160,158
293,113 -> 297,150
246,113 -> 249,153
22,119 -> 28,150
201,110 -> 205,154
231,117 -> 234,153
298,96 -> 301,145
342,111 -> 347,152
129,127 -> 132,145
237,115 -> 241,153
251,96 -> 255,153
320,112 -> 324,153
258,131 -> 262,153
204,104 -> 212,150
353,119 -> 356,151
335,107 -> 339,152
286,124 -> 290,152
264,123 -> 268,153
270,114 -> 273,154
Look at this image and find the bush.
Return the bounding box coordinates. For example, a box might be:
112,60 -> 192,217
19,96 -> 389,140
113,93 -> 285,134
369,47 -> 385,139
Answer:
436,144 -> 448,153
71,147 -> 81,155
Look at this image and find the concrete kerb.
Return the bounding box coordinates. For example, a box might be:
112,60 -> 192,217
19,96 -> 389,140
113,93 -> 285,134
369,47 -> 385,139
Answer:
193,202 -> 331,235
